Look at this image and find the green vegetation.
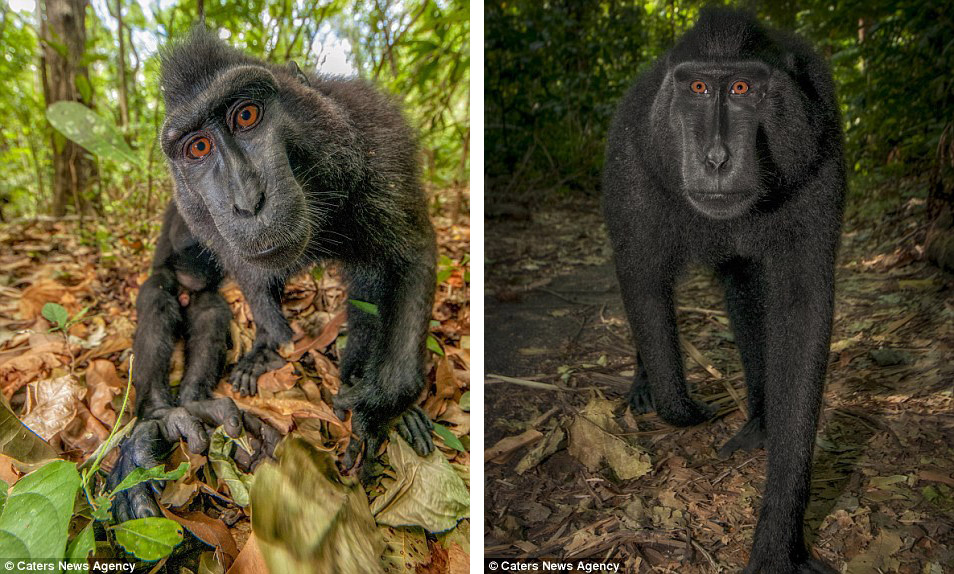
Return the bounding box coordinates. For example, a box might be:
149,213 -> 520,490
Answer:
0,0 -> 469,219
485,0 -> 954,203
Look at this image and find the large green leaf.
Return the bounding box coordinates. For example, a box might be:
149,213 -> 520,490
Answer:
65,523 -> 95,563
0,460 -> 81,560
46,101 -> 139,165
113,517 -> 183,561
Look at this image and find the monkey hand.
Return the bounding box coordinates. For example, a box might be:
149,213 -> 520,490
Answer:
230,344 -> 285,396
108,399 -> 281,522
334,386 -> 434,476
629,378 -> 712,427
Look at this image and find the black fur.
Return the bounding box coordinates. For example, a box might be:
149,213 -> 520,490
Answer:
603,9 -> 843,574
110,28 -> 436,521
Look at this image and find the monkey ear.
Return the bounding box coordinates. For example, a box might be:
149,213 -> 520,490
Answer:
287,61 -> 310,86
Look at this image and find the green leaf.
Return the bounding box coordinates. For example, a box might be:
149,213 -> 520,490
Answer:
432,423 -> 465,452
91,495 -> 112,522
74,75 -> 92,104
427,335 -> 444,356
112,517 -> 183,561
41,302 -> 69,330
0,460 -> 81,560
65,523 -> 95,563
208,429 -> 253,507
46,102 -> 139,165
110,462 -> 188,495
458,391 -> 469,412
348,299 -> 379,315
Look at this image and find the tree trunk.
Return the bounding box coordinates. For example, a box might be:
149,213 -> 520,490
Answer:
926,122 -> 954,272
115,0 -> 128,130
41,0 -> 93,217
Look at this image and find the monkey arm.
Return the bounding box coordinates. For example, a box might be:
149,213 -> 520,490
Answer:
745,249 -> 836,574
615,262 -> 712,427
335,248 -> 437,470
229,272 -> 290,396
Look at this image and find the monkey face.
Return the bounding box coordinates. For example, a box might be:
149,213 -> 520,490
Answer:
658,61 -> 775,220
161,66 -> 311,269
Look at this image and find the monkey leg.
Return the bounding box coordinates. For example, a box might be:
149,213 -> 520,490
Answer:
230,275 -> 289,396
335,258 -> 436,471
717,259 -> 767,458
743,255 -> 835,574
617,270 -> 712,426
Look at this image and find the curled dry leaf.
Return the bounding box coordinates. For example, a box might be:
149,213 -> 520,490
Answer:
161,507 -> 239,570
20,374 -> 86,441
255,363 -> 298,393
85,359 -> 125,426
567,397 -> 652,481
286,310 -> 346,362
60,402 -> 110,457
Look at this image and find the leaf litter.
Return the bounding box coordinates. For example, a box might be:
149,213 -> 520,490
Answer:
0,210 -> 470,572
485,196 -> 953,572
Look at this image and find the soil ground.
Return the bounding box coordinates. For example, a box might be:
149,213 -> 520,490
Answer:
484,194 -> 954,573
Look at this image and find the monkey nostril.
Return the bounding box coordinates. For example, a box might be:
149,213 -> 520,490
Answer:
705,146 -> 730,171
233,193 -> 266,217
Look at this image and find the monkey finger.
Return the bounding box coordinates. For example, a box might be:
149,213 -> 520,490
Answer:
162,408 -> 210,454
242,412 -> 281,457
396,420 -> 413,447
182,398 -> 243,437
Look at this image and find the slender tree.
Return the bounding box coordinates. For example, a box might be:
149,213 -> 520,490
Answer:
41,0 -> 94,216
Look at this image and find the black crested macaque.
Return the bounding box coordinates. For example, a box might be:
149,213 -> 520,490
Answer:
109,28 -> 436,521
603,9 -> 843,574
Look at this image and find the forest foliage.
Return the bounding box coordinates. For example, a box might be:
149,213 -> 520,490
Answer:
0,0 -> 469,219
485,0 -> 954,202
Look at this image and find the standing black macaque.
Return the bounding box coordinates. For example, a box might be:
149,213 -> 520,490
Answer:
109,28 -> 436,521
603,9 -> 844,574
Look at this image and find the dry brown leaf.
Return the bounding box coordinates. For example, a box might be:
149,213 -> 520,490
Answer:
85,359 -> 125,426
162,507 -> 239,569
485,429 -> 543,463
256,363 -> 298,393
286,310 -> 346,361
0,454 -> 21,485
226,533 -> 268,574
20,374 -> 85,440
60,402 -> 110,457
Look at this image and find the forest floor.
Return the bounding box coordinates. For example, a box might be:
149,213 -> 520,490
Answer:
484,191 -> 954,573
0,199 -> 470,573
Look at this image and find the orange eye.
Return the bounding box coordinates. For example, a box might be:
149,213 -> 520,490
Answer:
690,80 -> 708,94
186,135 -> 213,160
731,80 -> 750,94
233,102 -> 261,130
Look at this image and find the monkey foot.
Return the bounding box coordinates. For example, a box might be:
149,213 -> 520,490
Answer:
335,387 -> 435,478
109,399 -> 280,522
230,345 -> 285,396
655,398 -> 713,427
717,417 -> 766,459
